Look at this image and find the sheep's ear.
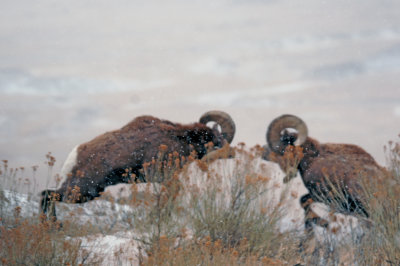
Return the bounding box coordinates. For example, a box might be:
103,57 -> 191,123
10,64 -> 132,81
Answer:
301,138 -> 319,156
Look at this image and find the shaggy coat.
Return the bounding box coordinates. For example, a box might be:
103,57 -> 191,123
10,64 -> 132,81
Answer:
41,111 -> 235,215
265,114 -> 387,228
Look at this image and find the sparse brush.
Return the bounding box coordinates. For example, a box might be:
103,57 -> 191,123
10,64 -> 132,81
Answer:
303,137 -> 400,265
312,170 -> 368,219
130,145 -> 186,255
0,160 -> 23,222
354,139 -> 400,265
0,208 -> 102,265
144,235 -> 289,266
2,138 -> 400,265
0,155 -> 106,265
132,144 -> 303,264
186,158 -> 284,256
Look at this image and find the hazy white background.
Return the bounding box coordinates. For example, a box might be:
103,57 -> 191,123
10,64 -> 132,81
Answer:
1,0 -> 399,189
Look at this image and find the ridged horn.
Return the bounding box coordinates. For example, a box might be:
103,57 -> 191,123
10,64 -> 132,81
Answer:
266,114 -> 308,152
199,110 -> 235,144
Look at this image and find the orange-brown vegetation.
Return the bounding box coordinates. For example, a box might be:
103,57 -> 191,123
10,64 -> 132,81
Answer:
1,135 -> 399,265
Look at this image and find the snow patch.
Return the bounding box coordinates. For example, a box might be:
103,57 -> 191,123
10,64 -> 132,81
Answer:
1,190 -> 39,218
312,203 -> 364,244
78,231 -> 141,265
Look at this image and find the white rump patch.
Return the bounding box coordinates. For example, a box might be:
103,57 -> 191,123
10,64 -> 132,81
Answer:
58,145 -> 79,188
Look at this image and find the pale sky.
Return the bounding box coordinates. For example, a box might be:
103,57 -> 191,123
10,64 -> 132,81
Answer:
1,0 -> 400,190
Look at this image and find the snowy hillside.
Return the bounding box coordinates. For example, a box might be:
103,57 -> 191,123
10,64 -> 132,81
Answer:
1,156 -> 366,265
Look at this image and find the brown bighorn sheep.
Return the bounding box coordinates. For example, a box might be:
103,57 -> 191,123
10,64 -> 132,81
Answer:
265,114 -> 387,230
40,110 -> 235,217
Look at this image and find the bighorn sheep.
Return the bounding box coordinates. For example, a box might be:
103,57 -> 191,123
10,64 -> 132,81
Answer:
264,114 -> 387,230
40,110 -> 235,217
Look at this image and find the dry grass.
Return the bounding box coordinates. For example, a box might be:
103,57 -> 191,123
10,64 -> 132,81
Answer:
352,139 -> 400,265
130,145 -> 303,265
294,137 -> 400,265
0,158 -> 103,265
128,147 -> 186,255
1,138 -> 400,265
145,235 -> 289,266
0,213 -> 98,265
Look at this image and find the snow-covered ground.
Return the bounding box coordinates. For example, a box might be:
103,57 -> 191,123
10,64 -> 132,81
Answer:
1,157 -> 365,265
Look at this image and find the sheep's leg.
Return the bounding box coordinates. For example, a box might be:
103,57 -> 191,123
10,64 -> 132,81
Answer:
39,189 -> 61,224
298,193 -> 330,258
300,194 -> 329,232
40,190 -> 55,214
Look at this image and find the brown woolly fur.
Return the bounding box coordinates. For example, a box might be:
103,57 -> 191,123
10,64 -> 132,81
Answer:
40,111 -> 235,218
58,117 -> 217,202
266,114 -> 388,229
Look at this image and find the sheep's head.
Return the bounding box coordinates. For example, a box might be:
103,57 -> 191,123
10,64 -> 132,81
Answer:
266,114 -> 308,183
195,110 -> 236,159
200,110 -> 235,144
267,114 -> 308,154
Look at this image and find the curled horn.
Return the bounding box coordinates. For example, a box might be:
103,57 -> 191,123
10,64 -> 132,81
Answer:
266,114 -> 308,152
199,110 -> 236,143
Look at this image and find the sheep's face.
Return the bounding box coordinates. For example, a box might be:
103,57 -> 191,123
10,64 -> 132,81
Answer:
266,114 -> 310,183
185,127 -> 221,158
276,131 -> 298,155
269,143 -> 305,184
